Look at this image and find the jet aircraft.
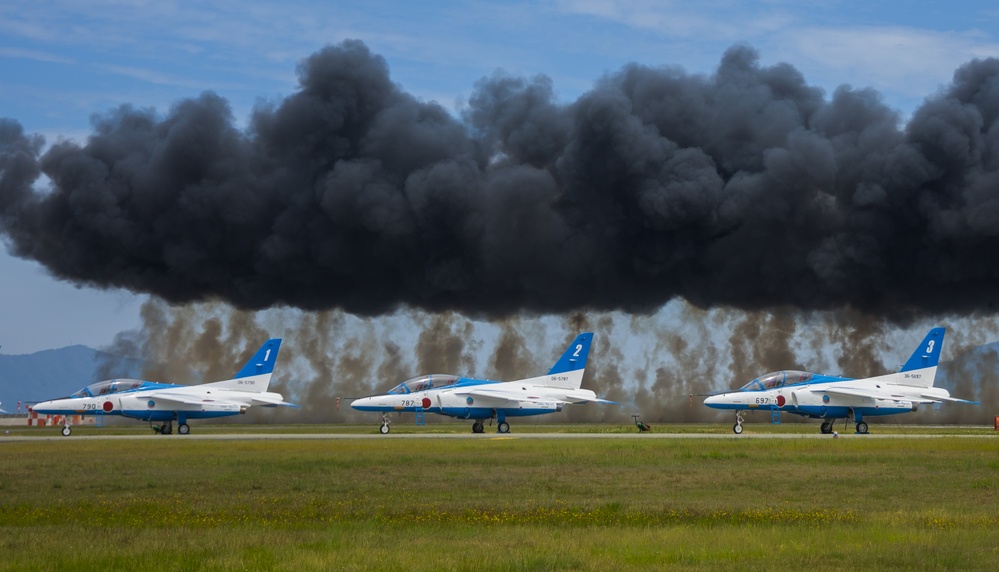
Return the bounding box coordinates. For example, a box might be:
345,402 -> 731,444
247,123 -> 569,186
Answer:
351,332 -> 614,433
32,339 -> 295,436
703,327 -> 978,434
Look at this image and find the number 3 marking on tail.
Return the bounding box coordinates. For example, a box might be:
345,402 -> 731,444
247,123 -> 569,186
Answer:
925,340 -> 935,354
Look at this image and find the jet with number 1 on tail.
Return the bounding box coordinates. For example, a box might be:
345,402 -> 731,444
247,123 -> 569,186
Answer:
31,339 -> 296,436
351,332 -> 615,434
703,327 -> 978,434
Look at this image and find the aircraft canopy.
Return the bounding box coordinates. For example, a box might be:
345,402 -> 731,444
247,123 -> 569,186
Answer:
71,379 -> 146,398
387,374 -> 461,394
739,370 -> 815,392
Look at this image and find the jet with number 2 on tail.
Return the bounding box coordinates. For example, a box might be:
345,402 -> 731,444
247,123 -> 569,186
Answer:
703,327 -> 978,434
31,339 -> 296,436
351,332 -> 615,434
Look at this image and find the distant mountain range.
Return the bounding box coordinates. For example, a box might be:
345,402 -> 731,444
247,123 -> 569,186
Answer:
0,346 -> 142,412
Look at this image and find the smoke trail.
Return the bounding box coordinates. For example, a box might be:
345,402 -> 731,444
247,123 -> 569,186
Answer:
93,300 -> 999,425
3,42 -> 999,319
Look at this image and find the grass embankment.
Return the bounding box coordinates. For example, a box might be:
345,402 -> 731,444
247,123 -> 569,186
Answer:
2,434 -> 997,570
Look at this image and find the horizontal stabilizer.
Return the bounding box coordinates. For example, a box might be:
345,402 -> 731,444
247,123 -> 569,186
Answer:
920,393 -> 979,405
250,395 -> 300,407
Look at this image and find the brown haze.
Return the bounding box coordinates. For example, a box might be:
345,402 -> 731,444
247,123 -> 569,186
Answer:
98,300 -> 999,427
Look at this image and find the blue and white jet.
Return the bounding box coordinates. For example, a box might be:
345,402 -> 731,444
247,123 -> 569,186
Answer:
32,339 -> 295,436
351,332 -> 614,433
703,327 -> 978,434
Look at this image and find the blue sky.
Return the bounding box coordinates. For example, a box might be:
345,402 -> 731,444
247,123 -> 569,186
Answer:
2,0 -> 998,354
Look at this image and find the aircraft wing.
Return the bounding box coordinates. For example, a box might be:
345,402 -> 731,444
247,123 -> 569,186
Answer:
811,386 -> 896,400
145,392 -> 219,407
146,392 -> 298,408
457,387 -> 616,405
457,387 -> 569,404
812,386 -> 978,405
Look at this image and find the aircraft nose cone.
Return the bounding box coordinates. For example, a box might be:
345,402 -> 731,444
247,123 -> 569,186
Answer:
30,400 -> 59,414
702,394 -> 724,408
350,397 -> 373,411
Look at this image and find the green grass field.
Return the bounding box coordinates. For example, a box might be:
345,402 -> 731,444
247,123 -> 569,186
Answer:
2,425 -> 998,570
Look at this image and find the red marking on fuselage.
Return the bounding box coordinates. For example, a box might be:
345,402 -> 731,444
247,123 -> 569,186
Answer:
102,401 -> 114,412
776,395 -> 786,407
421,397 -> 431,409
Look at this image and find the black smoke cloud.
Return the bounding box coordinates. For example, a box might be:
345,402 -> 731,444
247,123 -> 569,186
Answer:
3,41 -> 999,319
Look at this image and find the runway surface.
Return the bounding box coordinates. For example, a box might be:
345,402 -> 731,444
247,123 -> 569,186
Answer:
2,431 -> 994,442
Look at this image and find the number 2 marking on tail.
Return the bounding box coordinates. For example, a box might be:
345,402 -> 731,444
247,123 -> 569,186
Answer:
572,344 -> 582,357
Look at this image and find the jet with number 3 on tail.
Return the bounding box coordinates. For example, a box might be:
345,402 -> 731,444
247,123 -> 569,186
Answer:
703,327 -> 978,434
350,332 -> 614,434
31,338 -> 296,436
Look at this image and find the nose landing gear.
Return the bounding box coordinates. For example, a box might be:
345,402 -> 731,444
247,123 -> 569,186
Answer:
733,411 -> 745,434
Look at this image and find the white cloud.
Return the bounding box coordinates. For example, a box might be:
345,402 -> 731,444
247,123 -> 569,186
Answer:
777,26 -> 999,95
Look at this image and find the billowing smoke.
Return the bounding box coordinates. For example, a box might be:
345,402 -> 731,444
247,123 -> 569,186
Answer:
3,41 -> 999,319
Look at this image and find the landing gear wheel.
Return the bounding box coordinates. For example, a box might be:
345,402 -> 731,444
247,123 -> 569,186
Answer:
497,422 -> 510,434
61,426 -> 72,437
178,423 -> 190,435
856,421 -> 869,434
732,410 -> 745,434
379,423 -> 390,434
820,421 -> 833,434
472,421 -> 484,434
161,422 -> 172,435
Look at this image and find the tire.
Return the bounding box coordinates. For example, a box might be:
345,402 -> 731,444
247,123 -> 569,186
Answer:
733,423 -> 743,435
178,424 -> 190,435
820,422 -> 833,434
856,421 -> 869,434
472,422 -> 484,434
497,422 -> 510,434
379,424 -> 390,434
61,426 -> 71,437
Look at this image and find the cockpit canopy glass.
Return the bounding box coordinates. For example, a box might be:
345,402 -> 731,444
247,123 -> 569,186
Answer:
70,379 -> 146,398
387,374 -> 461,394
739,370 -> 815,392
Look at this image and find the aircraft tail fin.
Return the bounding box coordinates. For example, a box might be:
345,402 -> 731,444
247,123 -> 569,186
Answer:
898,327 -> 945,388
540,332 -> 593,389
203,338 -> 283,392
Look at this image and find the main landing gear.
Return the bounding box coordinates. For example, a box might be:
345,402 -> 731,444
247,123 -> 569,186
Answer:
151,419 -> 191,435
819,415 -> 869,435
471,413 -> 511,434
850,410 -> 869,434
